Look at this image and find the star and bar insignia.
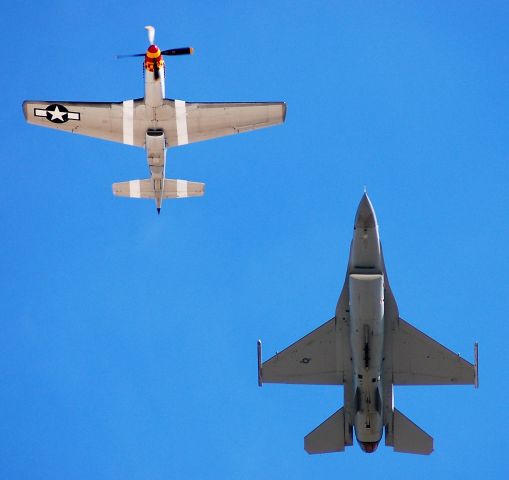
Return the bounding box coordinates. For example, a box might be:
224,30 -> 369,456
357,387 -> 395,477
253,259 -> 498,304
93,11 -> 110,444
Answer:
34,104 -> 80,124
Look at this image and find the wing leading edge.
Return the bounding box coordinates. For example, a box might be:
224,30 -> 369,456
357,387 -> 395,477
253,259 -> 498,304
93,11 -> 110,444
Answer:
392,317 -> 477,386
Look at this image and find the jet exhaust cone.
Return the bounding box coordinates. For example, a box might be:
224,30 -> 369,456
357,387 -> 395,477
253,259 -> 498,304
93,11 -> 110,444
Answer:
358,440 -> 380,453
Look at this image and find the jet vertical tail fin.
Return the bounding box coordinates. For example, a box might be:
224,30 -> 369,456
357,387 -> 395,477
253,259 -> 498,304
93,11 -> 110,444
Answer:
304,407 -> 346,454
388,408 -> 433,455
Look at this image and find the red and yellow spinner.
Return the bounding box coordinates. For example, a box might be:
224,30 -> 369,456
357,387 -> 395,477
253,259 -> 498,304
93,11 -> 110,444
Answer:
145,45 -> 164,72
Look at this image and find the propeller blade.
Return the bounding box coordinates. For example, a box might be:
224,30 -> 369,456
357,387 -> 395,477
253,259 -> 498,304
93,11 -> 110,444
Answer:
145,25 -> 155,44
116,53 -> 145,59
153,58 -> 160,80
161,47 -> 194,56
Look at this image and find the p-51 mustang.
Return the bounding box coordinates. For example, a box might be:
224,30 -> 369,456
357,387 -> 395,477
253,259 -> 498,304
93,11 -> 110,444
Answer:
23,26 -> 286,213
258,193 -> 478,455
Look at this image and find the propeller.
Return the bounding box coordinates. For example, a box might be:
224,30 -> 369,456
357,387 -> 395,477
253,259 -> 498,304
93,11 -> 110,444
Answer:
145,25 -> 155,44
116,53 -> 145,59
161,47 -> 194,56
116,26 -> 194,63
153,58 -> 160,80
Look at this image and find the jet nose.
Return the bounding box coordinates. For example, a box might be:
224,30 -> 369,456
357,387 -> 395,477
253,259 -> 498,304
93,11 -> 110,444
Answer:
354,193 -> 378,229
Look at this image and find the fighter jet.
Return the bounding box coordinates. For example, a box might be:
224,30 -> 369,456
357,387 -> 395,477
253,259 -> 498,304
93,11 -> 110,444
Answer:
22,26 -> 286,214
258,193 -> 478,455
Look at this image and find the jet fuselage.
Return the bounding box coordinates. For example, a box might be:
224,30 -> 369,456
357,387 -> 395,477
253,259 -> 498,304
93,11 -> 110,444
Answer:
336,194 -> 393,452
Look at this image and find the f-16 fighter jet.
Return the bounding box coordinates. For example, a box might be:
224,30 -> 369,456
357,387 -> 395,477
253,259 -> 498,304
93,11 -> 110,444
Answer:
23,26 -> 286,213
258,193 -> 478,455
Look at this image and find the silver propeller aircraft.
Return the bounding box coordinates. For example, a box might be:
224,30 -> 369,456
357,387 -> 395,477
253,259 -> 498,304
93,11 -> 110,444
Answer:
258,193 -> 478,455
23,26 -> 286,213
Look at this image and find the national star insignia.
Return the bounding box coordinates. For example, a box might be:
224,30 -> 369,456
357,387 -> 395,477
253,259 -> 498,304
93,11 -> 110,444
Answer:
34,104 -> 80,124
48,105 -> 66,121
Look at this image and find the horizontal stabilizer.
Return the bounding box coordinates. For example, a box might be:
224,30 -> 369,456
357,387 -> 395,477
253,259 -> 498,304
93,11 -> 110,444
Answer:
391,408 -> 433,455
112,178 -> 205,199
304,407 -> 345,454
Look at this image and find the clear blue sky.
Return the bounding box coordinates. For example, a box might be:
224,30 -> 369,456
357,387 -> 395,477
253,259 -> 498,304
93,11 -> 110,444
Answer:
1,1 -> 507,478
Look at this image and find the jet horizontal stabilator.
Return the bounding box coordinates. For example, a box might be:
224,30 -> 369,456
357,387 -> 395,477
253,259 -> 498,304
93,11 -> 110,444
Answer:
22,25 -> 286,214
258,193 -> 478,455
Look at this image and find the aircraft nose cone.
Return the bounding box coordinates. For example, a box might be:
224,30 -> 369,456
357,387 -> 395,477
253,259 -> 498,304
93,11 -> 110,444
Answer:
354,193 -> 377,229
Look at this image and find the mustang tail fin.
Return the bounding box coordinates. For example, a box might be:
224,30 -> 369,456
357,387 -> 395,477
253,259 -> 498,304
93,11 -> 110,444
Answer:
112,178 -> 205,199
386,408 -> 433,455
304,407 -> 346,454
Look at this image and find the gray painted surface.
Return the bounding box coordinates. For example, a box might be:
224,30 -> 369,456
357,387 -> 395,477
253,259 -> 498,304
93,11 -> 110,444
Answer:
260,193 -> 477,455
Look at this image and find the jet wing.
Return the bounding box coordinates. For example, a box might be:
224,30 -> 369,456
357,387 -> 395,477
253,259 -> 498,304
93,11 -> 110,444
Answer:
161,100 -> 286,147
261,318 -> 344,385
392,317 -> 476,385
22,99 -> 146,146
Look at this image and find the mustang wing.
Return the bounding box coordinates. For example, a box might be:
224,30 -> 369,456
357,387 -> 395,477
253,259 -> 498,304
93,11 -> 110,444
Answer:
23,99 -> 286,148
22,99 -> 146,147
261,318 -> 344,385
392,317 -> 477,385
161,100 -> 286,147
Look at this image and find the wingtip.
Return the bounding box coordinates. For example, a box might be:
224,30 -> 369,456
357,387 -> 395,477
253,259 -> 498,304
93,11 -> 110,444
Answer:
22,100 -> 29,120
474,342 -> 479,389
157,208 -> 161,215
257,339 -> 263,387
